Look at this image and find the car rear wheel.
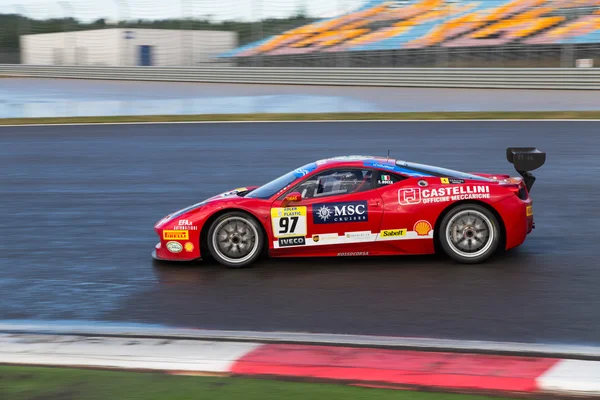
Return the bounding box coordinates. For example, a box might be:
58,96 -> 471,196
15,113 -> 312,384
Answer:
439,204 -> 500,264
207,211 -> 263,268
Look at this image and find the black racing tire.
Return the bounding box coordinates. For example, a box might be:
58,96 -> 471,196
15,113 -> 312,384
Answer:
439,203 -> 500,264
206,211 -> 264,268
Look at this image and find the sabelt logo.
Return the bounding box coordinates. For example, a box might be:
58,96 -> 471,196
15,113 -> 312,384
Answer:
278,236 -> 306,247
381,229 -> 407,237
163,230 -> 189,240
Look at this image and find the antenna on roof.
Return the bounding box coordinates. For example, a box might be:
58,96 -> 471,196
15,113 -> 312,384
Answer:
387,149 -> 390,161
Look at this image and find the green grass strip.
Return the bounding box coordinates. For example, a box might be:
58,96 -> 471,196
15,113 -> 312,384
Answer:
1,111 -> 600,125
0,365 -> 515,400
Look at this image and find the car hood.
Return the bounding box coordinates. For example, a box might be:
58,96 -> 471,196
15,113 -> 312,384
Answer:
157,186 -> 259,225
203,186 -> 259,202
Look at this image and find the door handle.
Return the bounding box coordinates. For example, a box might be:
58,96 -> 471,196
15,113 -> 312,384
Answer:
370,201 -> 380,207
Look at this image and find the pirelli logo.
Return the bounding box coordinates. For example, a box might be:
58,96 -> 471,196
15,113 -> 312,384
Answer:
163,230 -> 189,240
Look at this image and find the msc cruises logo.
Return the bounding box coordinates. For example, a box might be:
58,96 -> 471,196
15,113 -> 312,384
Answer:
313,201 -> 368,224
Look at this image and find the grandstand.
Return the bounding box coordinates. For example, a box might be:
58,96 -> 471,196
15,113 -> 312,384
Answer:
219,0 -> 600,67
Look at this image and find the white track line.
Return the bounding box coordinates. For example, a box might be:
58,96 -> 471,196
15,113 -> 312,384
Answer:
538,360 -> 600,395
0,333 -> 260,373
2,322 -> 600,358
1,119 -> 600,128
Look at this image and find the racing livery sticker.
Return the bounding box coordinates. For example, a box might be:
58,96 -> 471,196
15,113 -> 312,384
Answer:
220,187 -> 248,197
273,227 -> 433,248
313,201 -> 368,224
414,220 -> 432,236
292,163 -> 317,177
363,160 -> 432,177
378,174 -> 393,185
271,206 -> 307,238
380,228 -> 407,238
312,233 -> 338,243
441,177 -> 465,184
163,230 -> 189,240
184,242 -> 194,252
526,205 -> 533,216
398,186 -> 490,205
338,252 -> 369,256
278,236 -> 306,247
315,156 -> 377,166
174,219 -> 198,231
398,188 -> 421,205
345,231 -> 372,240
166,241 -> 183,253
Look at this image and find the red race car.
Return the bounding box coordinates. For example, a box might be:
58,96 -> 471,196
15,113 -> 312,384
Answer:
152,148 -> 545,268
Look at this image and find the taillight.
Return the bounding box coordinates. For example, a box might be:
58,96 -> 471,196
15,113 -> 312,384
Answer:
508,185 -> 529,200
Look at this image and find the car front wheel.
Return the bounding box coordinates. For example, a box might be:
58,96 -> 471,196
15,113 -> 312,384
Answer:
207,211 -> 263,268
439,204 -> 500,264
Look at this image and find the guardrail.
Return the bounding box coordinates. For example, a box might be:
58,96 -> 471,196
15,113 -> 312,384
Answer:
1,65 -> 599,89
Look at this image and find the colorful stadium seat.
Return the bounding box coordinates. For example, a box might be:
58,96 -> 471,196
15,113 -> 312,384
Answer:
219,0 -> 600,58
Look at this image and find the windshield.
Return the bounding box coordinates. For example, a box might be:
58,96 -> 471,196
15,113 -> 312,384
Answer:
245,162 -> 318,199
397,161 -> 493,181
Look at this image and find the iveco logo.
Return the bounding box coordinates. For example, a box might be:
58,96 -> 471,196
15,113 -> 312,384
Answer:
278,236 -> 306,247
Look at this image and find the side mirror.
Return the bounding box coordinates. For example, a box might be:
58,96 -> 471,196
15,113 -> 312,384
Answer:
282,191 -> 302,206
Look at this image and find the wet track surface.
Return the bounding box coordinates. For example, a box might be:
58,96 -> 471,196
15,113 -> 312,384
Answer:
1,121 -> 599,344
4,78 -> 600,117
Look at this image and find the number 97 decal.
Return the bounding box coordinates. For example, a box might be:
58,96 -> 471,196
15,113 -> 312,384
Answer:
270,207 -> 307,238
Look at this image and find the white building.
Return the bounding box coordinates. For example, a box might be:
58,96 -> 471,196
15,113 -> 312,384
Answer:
20,28 -> 237,66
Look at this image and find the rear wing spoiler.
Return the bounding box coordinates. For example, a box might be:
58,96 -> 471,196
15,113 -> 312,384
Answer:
506,147 -> 546,192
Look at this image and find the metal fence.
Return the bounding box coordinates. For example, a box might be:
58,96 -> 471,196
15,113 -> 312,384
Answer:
1,0 -> 600,68
2,65 -> 600,89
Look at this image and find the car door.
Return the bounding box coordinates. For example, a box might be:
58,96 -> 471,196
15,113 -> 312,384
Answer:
269,168 -> 384,256
374,170 -> 435,254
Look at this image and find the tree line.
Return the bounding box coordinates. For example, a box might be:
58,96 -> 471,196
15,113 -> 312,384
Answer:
0,13 -> 315,51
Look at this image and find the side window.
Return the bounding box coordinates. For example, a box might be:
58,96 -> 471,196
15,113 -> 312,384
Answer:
376,171 -> 405,188
294,169 -> 374,199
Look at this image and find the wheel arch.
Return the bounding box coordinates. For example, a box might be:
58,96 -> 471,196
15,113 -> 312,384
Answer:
200,208 -> 269,260
433,200 -> 507,254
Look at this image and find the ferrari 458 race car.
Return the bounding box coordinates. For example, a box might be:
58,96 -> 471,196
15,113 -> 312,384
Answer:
152,148 -> 545,268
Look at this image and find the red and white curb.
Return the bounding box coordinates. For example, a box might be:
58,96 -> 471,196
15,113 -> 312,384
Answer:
2,333 -> 600,396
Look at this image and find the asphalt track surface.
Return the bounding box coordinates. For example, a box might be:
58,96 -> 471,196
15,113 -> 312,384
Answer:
4,78 -> 600,118
1,121 -> 599,344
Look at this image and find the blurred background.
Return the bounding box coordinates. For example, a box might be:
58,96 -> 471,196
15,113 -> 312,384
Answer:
1,0 -> 599,68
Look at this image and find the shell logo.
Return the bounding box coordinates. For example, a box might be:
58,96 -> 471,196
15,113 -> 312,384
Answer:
184,242 -> 195,252
414,220 -> 432,236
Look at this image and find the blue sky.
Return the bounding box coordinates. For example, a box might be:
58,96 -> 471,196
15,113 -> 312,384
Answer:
2,0 -> 369,22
